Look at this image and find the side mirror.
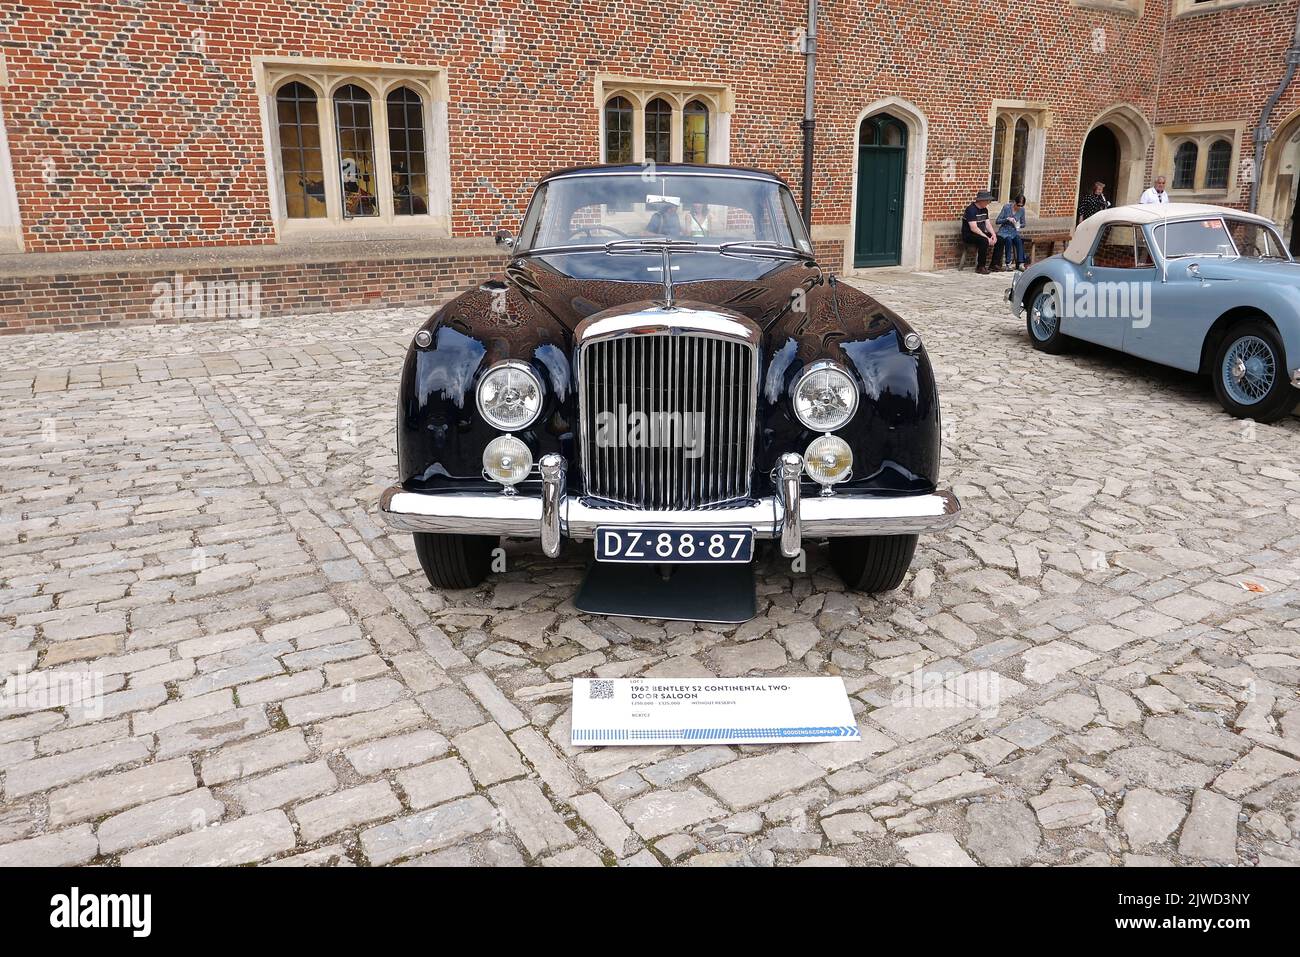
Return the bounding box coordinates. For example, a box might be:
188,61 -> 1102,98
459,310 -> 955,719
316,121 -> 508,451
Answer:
495,229 -> 515,249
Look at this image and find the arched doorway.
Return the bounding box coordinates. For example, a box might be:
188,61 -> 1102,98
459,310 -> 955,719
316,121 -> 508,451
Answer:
854,113 -> 907,267
1075,105 -> 1153,212
1079,126 -> 1119,209
1258,110 -> 1300,252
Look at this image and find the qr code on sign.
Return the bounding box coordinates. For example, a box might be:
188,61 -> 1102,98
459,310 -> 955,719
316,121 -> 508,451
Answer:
589,680 -> 614,700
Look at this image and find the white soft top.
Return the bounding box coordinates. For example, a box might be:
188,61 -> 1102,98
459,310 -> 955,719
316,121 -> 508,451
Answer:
1063,203 -> 1276,263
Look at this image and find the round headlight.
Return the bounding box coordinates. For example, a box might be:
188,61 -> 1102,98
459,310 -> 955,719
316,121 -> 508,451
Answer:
792,361 -> 858,432
804,434 -> 853,486
483,435 -> 533,486
477,361 -> 543,431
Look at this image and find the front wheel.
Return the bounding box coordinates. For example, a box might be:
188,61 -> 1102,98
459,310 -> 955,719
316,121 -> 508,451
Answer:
828,535 -> 918,593
1211,321 -> 1298,423
1026,282 -> 1071,354
413,533 -> 497,589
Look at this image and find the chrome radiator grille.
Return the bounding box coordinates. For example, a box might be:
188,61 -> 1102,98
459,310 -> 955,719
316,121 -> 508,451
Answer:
579,332 -> 757,509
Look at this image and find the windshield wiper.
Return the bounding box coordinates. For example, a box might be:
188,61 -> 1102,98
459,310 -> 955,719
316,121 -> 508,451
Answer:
717,241 -> 809,260
603,239 -> 701,253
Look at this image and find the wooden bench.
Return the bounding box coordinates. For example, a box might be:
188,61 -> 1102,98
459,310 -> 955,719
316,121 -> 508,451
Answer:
1022,230 -> 1072,262
957,228 -> 1072,270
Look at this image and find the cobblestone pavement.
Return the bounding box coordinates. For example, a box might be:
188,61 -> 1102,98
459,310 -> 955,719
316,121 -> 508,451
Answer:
2,270 -> 1299,867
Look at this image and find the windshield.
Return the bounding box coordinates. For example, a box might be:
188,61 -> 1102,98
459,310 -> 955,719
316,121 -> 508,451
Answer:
516,173 -> 813,253
1152,218 -> 1237,259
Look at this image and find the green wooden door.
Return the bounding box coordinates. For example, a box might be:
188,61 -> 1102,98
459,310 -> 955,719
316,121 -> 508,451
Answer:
854,114 -> 907,268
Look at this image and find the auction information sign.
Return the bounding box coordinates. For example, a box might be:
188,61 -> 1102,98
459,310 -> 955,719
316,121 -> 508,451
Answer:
571,677 -> 861,745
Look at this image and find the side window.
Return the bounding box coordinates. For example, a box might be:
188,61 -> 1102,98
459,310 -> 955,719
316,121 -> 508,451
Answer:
1224,218 -> 1285,259
1092,224 -> 1140,268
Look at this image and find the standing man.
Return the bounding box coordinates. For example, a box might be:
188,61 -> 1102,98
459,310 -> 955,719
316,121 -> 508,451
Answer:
1140,176 -> 1170,205
962,190 -> 998,274
1077,181 -> 1110,224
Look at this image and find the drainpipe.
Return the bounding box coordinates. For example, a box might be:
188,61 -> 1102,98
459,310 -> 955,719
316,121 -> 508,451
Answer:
800,0 -> 817,228
1249,4 -> 1300,213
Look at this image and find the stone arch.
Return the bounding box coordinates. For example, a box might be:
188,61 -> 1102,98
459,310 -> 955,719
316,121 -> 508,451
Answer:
1258,106 -> 1300,243
1078,104 -> 1153,208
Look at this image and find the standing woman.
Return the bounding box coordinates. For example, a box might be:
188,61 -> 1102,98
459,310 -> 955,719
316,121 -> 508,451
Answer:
1077,180 -> 1110,224
996,194 -> 1028,271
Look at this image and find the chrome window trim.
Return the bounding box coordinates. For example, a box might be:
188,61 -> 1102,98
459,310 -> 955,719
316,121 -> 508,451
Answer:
543,170 -> 780,181
513,171 -> 810,253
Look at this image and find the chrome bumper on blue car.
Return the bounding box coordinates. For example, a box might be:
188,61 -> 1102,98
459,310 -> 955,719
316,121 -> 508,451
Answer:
379,453 -> 961,560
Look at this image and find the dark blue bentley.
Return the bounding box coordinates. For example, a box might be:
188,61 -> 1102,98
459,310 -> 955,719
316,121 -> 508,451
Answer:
379,164 -> 960,599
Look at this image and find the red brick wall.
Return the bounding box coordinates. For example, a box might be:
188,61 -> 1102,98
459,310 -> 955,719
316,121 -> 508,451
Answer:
3,0 -> 1299,333
0,0 -> 804,252
1157,0 -> 1300,211
0,254 -> 503,335
0,0 -> 1177,249
813,1 -> 1169,226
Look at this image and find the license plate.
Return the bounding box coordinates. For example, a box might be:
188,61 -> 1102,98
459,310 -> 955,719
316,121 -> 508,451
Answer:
595,526 -> 754,563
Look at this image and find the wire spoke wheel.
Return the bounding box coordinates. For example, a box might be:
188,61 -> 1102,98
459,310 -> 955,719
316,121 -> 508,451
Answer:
1030,288 -> 1059,341
1221,335 -> 1276,406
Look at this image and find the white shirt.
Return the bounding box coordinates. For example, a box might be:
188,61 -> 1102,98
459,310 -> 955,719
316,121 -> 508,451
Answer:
1140,187 -> 1169,205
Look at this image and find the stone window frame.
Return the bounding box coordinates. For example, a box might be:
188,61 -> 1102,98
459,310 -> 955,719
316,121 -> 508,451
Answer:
1172,0 -> 1275,16
594,76 -> 733,165
0,52 -> 22,251
986,101 -> 1052,215
1156,122 -> 1244,199
1069,0 -> 1143,15
254,57 -> 451,241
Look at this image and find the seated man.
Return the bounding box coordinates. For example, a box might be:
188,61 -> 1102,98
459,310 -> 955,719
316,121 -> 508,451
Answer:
646,199 -> 685,237
962,191 -> 998,274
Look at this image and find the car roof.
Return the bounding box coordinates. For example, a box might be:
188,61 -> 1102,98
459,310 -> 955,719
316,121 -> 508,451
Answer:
1064,203 -> 1276,263
539,163 -> 787,184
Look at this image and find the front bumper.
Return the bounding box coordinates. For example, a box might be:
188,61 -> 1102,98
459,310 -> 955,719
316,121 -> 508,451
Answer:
379,453 -> 961,559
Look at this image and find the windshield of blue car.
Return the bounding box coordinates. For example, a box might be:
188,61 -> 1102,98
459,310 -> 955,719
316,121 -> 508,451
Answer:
1152,218 -> 1239,259
516,173 -> 814,255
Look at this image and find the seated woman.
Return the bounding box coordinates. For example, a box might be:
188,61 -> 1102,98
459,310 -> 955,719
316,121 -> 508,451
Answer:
996,194 -> 1028,271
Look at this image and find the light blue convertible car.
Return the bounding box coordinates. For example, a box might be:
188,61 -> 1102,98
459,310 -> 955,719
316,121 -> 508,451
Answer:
1006,203 -> 1300,422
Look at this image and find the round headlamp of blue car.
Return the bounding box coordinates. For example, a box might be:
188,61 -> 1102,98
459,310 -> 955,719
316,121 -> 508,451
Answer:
476,360 -> 543,431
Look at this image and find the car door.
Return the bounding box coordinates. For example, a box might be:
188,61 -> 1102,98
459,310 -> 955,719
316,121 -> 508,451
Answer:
1124,218 -> 1232,371
1061,223 -> 1154,351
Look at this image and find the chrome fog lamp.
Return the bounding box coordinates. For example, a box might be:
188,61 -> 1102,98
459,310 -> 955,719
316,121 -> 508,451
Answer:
477,360 -> 543,431
792,361 -> 858,432
803,434 -> 852,492
483,435 -> 533,488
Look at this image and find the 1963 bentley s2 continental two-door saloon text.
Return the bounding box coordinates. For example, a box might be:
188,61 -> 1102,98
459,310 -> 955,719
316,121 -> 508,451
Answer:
378,165 -> 960,608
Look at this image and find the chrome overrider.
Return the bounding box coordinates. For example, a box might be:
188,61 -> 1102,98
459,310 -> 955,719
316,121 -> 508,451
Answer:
379,452 -> 961,559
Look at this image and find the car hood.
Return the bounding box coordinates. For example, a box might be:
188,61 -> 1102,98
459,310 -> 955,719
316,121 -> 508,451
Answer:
1176,257 -> 1300,283
505,249 -> 819,333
